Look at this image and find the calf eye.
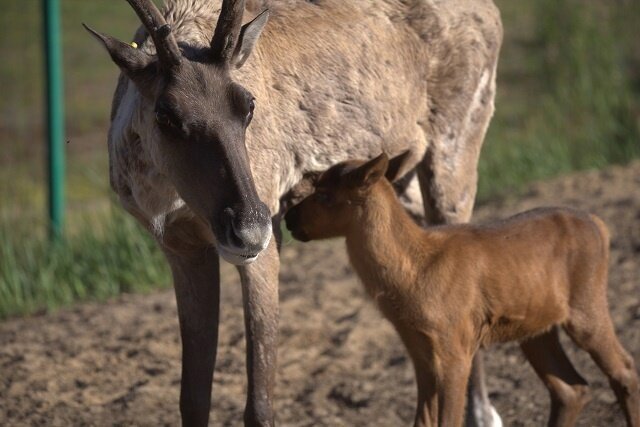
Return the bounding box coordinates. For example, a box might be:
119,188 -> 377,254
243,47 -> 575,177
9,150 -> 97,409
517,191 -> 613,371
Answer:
315,192 -> 331,205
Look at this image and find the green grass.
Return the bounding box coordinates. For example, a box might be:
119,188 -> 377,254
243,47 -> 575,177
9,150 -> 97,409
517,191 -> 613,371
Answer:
0,0 -> 139,224
477,0 -> 640,200
0,0 -> 140,138
0,0 -> 639,318
0,208 -> 168,319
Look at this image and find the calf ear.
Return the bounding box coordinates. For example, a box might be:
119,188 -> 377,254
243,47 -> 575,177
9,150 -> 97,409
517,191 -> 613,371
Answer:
347,153 -> 389,189
83,24 -> 155,90
385,150 -> 413,182
231,9 -> 269,69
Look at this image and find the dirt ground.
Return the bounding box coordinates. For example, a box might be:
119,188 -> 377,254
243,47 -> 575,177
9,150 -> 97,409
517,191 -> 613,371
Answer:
1,161 -> 639,426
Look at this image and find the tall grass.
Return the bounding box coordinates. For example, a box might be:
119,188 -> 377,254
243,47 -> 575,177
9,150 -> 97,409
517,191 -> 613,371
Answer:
0,208 -> 168,319
477,0 -> 640,200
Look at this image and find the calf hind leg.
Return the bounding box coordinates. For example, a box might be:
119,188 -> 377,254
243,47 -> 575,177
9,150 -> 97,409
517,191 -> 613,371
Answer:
521,327 -> 591,427
565,315 -> 640,426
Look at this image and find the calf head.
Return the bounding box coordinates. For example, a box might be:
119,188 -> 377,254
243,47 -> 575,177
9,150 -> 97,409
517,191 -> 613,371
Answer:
285,151 -> 411,242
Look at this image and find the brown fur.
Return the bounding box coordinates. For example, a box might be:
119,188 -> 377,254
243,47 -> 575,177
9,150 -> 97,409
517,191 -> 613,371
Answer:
285,153 -> 640,427
89,0 -> 503,425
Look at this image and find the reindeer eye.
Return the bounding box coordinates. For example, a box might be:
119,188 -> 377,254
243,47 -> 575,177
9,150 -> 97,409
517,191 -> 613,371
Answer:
246,98 -> 255,125
155,109 -> 175,128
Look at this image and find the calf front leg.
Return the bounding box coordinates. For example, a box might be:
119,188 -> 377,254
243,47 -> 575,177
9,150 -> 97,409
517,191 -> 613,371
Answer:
416,144 -> 501,426
237,235 -> 280,426
439,356 -> 474,427
467,353 -> 501,427
395,327 -> 438,427
164,246 -> 221,427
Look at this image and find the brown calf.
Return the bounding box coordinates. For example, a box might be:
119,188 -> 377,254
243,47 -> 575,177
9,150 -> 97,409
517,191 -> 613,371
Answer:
285,153 -> 640,427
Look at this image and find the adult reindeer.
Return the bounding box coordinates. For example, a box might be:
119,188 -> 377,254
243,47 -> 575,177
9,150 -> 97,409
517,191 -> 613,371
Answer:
85,0 -> 502,425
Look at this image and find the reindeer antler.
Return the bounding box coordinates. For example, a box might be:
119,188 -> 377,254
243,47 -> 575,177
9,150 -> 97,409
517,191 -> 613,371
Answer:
125,0 -> 182,69
210,0 -> 246,64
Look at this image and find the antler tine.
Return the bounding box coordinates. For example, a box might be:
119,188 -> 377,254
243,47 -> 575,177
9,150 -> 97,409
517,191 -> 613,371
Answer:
210,0 -> 246,64
125,0 -> 182,69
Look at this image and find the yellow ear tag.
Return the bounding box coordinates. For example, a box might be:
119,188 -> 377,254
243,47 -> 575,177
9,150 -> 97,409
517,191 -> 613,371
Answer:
130,42 -> 138,49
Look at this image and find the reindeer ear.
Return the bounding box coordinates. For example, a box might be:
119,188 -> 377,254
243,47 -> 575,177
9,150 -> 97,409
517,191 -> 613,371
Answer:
385,150 -> 413,182
231,9 -> 269,69
347,153 -> 390,189
83,24 -> 155,85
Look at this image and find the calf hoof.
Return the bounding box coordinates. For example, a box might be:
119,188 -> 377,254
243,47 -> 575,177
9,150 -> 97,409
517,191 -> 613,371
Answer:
557,383 -> 592,412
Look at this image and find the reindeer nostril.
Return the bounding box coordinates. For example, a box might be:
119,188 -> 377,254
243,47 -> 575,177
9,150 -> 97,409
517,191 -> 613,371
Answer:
223,207 -> 235,220
222,203 -> 272,253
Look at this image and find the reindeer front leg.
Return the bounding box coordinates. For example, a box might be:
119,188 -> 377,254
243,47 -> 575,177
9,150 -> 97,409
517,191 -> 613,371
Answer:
164,245 -> 221,427
237,233 -> 280,427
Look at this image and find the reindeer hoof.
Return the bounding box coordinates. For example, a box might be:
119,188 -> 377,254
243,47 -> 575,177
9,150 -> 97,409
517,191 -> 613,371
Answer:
489,406 -> 502,427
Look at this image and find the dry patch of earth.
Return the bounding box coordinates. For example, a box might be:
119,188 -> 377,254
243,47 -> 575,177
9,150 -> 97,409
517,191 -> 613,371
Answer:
1,162 -> 639,426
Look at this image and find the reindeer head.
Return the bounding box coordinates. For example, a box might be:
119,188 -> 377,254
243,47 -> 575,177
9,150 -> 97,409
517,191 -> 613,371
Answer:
85,0 -> 272,265
285,152 -> 411,242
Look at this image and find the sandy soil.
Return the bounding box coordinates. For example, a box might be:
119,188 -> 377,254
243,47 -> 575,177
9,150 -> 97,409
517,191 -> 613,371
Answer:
1,161 -> 639,426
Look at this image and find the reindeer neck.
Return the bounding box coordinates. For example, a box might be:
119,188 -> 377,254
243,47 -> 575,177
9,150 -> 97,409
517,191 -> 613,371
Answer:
344,182 -> 431,293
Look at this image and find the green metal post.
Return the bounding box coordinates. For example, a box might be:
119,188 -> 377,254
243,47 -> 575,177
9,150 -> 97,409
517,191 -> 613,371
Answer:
43,0 -> 65,239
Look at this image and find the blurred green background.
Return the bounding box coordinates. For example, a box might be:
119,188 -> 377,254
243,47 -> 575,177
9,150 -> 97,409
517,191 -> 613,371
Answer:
1,0 -> 639,318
